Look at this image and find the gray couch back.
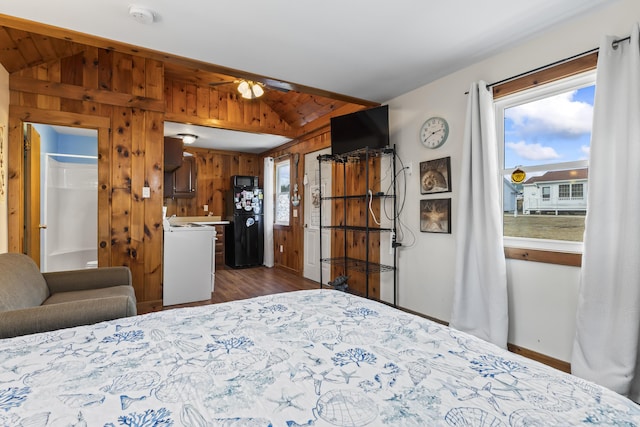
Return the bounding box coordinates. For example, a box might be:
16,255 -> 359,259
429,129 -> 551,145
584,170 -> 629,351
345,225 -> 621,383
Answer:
0,253 -> 50,312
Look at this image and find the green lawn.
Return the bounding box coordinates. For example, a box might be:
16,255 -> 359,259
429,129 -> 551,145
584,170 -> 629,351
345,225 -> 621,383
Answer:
503,214 -> 585,241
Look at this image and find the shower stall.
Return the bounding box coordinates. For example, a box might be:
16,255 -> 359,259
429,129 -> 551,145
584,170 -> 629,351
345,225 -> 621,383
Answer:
42,153 -> 98,272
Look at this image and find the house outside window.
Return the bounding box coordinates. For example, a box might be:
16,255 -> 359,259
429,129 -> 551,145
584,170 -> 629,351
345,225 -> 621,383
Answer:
275,158 -> 290,226
496,70 -> 595,252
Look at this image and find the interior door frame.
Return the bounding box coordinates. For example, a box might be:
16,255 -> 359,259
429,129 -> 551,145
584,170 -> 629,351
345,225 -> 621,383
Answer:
303,147 -> 331,283
7,107 -> 110,266
24,124 -> 41,266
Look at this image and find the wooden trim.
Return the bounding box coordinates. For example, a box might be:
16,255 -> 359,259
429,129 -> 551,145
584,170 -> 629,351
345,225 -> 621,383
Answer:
504,247 -> 582,267
10,76 -> 165,112
493,52 -> 598,99
7,107 -> 111,254
164,111 -> 298,139
507,343 -> 571,373
10,105 -> 111,129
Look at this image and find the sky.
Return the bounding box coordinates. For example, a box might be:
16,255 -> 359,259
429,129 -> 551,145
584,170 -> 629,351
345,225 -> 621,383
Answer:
503,85 -> 595,169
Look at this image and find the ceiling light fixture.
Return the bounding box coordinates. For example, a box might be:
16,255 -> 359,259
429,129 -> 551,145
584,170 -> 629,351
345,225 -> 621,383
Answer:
237,80 -> 265,99
178,133 -> 198,144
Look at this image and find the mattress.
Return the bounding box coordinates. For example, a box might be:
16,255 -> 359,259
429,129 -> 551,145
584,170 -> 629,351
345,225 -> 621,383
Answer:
1,289 -> 638,426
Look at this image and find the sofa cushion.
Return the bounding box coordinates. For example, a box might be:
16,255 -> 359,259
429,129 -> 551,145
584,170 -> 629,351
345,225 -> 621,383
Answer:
43,285 -> 137,313
0,253 -> 50,312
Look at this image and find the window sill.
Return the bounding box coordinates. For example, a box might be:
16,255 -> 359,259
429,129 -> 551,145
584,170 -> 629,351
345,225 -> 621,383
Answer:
504,237 -> 582,267
504,247 -> 582,267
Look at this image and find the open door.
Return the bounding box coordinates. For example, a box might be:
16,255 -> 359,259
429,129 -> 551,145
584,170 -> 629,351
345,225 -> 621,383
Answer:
24,124 -> 41,267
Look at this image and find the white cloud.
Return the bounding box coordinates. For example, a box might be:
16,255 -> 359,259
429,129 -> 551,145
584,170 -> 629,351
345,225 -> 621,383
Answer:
506,140 -> 561,161
506,90 -> 593,137
579,144 -> 591,160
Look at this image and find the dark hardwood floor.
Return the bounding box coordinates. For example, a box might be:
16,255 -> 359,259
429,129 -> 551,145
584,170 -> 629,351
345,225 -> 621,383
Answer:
162,266 -> 322,311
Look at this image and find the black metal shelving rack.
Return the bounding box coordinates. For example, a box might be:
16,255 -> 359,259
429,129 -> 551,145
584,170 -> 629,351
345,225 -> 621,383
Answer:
318,146 -> 397,306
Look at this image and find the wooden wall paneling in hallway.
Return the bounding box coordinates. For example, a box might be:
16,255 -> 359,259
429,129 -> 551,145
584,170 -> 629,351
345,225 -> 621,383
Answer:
7,48 -> 165,306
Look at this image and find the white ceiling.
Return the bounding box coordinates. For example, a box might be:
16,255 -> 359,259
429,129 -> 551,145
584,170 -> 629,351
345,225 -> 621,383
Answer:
164,122 -> 290,153
2,0 -> 616,151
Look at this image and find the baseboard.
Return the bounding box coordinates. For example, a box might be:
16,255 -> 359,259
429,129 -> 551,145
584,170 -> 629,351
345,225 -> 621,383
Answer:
507,343 -> 571,373
137,299 -> 164,314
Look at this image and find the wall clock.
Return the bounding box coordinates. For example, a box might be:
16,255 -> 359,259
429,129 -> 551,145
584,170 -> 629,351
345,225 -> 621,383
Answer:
420,117 -> 449,149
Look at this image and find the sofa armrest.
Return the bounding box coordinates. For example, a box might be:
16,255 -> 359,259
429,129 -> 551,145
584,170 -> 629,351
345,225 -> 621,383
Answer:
43,266 -> 132,294
0,296 -> 136,339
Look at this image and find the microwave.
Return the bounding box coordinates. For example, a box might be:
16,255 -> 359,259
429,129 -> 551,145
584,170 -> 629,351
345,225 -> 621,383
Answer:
231,175 -> 259,188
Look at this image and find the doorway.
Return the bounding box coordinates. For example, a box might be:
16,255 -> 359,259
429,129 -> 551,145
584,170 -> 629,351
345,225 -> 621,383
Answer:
303,147 -> 331,283
26,123 -> 98,272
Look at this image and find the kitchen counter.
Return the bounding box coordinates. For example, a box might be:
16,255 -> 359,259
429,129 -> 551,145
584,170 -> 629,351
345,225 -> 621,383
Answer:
169,216 -> 230,226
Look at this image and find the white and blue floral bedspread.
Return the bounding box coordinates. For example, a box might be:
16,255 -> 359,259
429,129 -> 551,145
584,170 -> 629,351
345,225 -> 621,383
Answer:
1,289 -> 639,426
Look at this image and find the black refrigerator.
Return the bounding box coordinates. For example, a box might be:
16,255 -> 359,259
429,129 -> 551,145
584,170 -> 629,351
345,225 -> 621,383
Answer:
225,176 -> 264,268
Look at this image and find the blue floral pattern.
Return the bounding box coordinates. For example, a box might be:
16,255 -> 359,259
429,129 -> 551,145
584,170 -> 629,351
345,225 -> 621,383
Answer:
0,289 -> 639,426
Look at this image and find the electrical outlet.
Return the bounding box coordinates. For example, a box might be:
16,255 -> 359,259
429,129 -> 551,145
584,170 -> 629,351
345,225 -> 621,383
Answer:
203,204 -> 208,211
406,163 -> 413,176
142,186 -> 151,198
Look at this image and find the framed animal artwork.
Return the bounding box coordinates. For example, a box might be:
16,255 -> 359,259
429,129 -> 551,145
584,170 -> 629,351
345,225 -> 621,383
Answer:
420,157 -> 451,194
420,198 -> 451,233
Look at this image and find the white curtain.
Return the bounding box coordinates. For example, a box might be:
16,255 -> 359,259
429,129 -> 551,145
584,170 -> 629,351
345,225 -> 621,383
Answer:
572,24 -> 640,401
263,157 -> 275,268
450,81 -> 509,348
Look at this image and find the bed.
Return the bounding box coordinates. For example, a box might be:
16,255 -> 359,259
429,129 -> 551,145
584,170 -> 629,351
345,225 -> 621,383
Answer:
1,289 -> 638,426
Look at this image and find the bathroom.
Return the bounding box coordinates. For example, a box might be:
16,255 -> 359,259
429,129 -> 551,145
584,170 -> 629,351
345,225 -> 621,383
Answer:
32,123 -> 98,272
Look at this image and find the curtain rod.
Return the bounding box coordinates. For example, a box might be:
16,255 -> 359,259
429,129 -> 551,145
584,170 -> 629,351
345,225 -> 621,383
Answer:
274,153 -> 290,161
465,35 -> 631,93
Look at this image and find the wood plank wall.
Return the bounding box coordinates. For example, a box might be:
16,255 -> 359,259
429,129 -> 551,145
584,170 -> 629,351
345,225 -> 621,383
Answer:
164,78 -> 295,137
264,129 -> 331,274
260,130 -> 382,298
8,48 -> 165,304
163,148 -> 260,218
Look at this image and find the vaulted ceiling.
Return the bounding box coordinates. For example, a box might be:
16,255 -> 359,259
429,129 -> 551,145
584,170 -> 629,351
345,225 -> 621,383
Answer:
0,15 -> 376,150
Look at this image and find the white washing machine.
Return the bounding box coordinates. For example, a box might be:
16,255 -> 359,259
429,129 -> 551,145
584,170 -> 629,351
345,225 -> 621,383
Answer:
163,222 -> 216,306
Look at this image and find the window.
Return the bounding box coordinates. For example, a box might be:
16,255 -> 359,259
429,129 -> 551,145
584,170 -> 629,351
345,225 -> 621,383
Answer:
496,70 -> 595,253
572,183 -> 584,199
542,186 -> 550,201
275,158 -> 290,225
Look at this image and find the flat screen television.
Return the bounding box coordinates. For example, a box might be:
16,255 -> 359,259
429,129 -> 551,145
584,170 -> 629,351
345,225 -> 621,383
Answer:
330,105 -> 389,155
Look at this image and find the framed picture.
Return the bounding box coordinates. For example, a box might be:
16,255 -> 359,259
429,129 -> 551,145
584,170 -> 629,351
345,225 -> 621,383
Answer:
420,198 -> 451,233
420,157 -> 451,194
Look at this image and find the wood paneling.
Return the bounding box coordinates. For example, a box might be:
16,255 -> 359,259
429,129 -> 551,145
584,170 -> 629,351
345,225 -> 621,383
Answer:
163,147 -> 260,218
164,78 -> 296,138
8,48 -> 164,306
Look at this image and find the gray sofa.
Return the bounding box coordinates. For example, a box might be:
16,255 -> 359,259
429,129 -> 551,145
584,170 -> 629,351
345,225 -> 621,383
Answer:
0,253 -> 137,339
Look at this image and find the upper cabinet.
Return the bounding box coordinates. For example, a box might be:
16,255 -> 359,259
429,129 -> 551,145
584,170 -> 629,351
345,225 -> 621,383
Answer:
164,137 -> 184,172
164,156 -> 196,198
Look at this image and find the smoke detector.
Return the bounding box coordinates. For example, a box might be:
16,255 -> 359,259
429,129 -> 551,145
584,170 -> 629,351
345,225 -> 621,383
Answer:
129,5 -> 156,24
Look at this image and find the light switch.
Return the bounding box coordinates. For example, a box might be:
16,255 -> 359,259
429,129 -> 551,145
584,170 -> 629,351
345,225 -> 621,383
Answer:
293,209 -> 298,218
142,186 -> 151,198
